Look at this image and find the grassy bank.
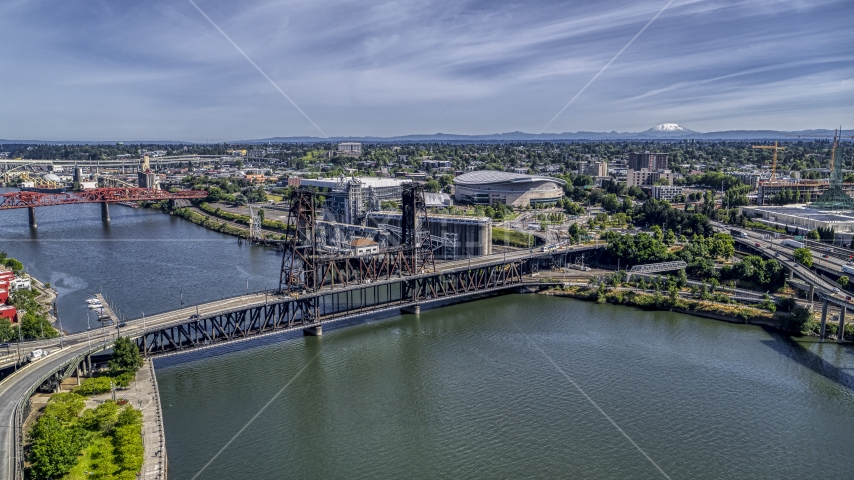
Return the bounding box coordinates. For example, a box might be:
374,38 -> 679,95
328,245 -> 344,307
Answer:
547,285 -> 853,340
172,207 -> 251,238
492,227 -> 538,248
548,285 -> 775,323
196,202 -> 292,232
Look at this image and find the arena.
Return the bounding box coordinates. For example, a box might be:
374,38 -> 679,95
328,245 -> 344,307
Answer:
453,171 -> 565,207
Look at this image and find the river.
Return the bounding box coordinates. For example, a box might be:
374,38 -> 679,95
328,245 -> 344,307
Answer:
156,295 -> 854,479
2,196 -> 853,478
0,194 -> 281,333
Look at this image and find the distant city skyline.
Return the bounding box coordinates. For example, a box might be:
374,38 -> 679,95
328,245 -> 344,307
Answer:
0,0 -> 851,142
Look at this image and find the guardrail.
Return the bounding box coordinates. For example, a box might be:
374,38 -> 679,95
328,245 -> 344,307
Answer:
9,343 -> 109,480
148,360 -> 167,480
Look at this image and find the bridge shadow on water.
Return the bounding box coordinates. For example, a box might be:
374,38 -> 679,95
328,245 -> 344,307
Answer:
152,290 -> 513,370
759,325 -> 854,392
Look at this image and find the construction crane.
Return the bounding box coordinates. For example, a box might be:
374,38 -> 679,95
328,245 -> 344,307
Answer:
752,141 -> 785,182
787,127 -> 854,171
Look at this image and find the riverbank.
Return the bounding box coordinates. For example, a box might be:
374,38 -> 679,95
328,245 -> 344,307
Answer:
544,285 -> 777,327
544,285 -> 853,341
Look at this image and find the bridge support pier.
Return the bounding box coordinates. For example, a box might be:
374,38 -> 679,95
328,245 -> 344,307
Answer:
401,305 -> 420,315
303,325 -> 322,336
28,206 -> 36,227
86,354 -> 92,374
809,284 -> 815,303
101,202 -> 110,222
820,300 -> 829,343
839,307 -> 846,343
789,268 -> 794,281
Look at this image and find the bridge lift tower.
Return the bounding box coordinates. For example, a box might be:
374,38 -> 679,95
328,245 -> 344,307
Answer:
278,184 -> 436,295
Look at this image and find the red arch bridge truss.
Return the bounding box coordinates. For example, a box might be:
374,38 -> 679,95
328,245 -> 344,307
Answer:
0,187 -> 207,209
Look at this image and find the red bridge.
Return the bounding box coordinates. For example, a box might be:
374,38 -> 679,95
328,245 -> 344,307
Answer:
0,187 -> 207,227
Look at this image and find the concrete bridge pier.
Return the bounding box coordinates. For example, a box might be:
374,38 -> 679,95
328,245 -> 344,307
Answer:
28,206 -> 36,227
303,325 -> 322,336
101,202 -> 110,222
401,305 -> 420,315
86,354 -> 92,374
809,284 -> 815,302
839,307 -> 847,343
820,300 -> 829,343
789,268 -> 794,281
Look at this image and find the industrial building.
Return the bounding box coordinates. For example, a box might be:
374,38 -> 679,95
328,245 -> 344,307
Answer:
626,169 -> 674,187
366,212 -> 492,259
453,171 -> 565,207
295,176 -> 411,224
629,152 -> 668,171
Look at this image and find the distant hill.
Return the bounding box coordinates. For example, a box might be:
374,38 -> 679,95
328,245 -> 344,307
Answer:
240,127 -> 851,143
1,126 -> 850,145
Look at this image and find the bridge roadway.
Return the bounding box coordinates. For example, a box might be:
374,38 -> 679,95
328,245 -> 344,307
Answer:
0,245 -> 601,480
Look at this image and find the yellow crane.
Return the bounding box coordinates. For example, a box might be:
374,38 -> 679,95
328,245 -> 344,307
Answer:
787,127 -> 853,171
752,141 -> 785,181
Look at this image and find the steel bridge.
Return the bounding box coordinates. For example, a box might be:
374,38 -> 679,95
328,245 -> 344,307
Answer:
628,261 -> 688,274
135,247 -> 598,355
0,187 -> 207,226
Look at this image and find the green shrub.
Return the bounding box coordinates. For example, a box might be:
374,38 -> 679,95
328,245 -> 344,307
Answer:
74,376 -> 113,396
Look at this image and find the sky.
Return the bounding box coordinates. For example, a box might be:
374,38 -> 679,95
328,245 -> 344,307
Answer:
0,0 -> 852,141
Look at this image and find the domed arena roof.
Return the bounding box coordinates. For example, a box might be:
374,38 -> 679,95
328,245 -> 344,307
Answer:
453,170 -> 565,186
43,173 -> 62,183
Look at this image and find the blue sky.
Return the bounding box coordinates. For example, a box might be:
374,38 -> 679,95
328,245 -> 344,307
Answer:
0,0 -> 851,141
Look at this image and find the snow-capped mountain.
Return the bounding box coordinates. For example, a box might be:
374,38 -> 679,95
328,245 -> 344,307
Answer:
644,123 -> 697,135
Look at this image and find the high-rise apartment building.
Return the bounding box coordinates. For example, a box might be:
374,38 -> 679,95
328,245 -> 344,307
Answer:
628,152 -> 668,171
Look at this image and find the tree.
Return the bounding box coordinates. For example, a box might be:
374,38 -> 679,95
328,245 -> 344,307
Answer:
601,194 -> 620,213
0,319 -> 15,342
807,230 -> 820,240
793,247 -> 813,267
838,275 -> 849,288
424,178 -> 441,193
664,229 -> 677,246
109,337 -> 143,374
29,415 -> 88,479
257,208 -> 265,222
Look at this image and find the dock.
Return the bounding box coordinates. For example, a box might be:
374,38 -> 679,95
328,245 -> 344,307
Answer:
94,294 -> 119,324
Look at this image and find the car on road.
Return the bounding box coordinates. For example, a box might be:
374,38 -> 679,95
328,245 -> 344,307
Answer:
116,321 -> 127,328
832,287 -> 840,294
189,313 -> 200,320
823,254 -> 829,258
755,242 -> 761,247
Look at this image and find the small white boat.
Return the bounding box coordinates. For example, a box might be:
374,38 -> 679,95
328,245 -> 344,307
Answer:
86,298 -> 101,305
88,303 -> 103,310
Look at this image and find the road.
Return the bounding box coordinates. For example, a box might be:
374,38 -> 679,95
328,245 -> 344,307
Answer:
0,292 -> 272,480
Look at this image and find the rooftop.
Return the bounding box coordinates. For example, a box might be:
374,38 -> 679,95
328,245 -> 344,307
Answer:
453,170 -> 565,186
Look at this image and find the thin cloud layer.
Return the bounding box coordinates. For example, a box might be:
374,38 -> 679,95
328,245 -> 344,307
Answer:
0,0 -> 851,141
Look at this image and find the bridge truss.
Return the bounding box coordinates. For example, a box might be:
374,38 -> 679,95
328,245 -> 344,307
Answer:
628,260 -> 688,274
138,257 -> 538,355
0,187 -> 207,209
279,184 -> 437,293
